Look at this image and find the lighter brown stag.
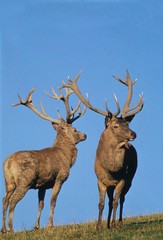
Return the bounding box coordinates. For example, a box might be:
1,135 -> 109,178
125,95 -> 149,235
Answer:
2,84 -> 86,233
61,70 -> 143,229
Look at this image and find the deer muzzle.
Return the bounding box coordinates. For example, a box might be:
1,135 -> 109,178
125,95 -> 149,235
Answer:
129,131 -> 136,141
83,134 -> 87,140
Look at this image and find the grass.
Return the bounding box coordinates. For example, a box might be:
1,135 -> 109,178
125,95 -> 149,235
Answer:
1,213 -> 163,240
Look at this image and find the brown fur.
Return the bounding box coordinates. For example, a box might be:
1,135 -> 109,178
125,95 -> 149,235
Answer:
95,117 -> 137,229
1,120 -> 86,233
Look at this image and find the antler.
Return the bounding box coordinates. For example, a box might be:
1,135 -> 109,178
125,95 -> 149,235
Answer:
11,86 -> 61,124
60,72 -> 120,118
45,85 -> 86,124
113,69 -> 144,119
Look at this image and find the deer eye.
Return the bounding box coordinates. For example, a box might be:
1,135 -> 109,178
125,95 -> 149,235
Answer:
113,124 -> 119,129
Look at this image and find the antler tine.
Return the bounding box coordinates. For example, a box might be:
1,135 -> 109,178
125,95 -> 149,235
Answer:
68,101 -> 87,124
64,87 -> 74,97
113,69 -> 137,87
113,93 -> 121,117
78,104 -> 87,118
63,87 -> 86,124
11,86 -> 36,107
104,94 -> 121,118
113,70 -> 133,111
12,86 -> 61,124
62,75 -> 87,123
57,108 -> 62,120
67,71 -> 82,85
122,93 -> 144,118
113,70 -> 143,119
45,80 -> 85,124
44,87 -> 63,101
69,100 -> 81,117
45,86 -> 68,120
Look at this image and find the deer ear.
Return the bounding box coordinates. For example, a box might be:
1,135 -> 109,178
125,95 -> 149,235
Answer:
52,119 -> 68,131
52,122 -> 59,131
123,114 -> 135,123
105,115 -> 112,128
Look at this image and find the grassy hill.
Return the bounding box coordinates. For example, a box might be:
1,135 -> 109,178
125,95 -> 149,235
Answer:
1,213 -> 163,240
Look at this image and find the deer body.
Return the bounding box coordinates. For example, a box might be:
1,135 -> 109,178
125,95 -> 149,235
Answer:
2,84 -> 86,233
61,70 -> 143,229
2,121 -> 86,233
95,118 -> 137,229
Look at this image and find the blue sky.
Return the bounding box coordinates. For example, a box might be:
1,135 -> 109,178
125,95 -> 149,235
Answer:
0,0 -> 163,231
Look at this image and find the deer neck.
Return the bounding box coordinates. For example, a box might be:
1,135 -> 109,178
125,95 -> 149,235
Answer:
53,134 -> 78,167
54,132 -> 74,145
103,128 -> 128,150
97,129 -> 127,171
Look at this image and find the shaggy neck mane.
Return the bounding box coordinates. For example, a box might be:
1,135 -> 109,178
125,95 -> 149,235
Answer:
53,132 -> 76,147
52,131 -> 78,167
103,128 -> 128,150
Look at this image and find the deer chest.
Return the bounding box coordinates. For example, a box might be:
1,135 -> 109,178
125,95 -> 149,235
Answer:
104,149 -> 126,173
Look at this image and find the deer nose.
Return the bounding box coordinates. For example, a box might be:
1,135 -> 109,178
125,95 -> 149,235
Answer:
131,131 -> 136,140
84,134 -> 87,140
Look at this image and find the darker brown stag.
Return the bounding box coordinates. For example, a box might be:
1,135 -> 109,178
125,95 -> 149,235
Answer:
1,85 -> 87,233
61,70 -> 143,229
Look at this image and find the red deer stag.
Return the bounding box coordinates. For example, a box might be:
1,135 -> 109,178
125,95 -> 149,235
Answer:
61,70 -> 143,229
1,85 -> 87,233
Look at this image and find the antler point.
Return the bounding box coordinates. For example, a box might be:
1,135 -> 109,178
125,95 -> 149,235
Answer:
113,93 -> 118,102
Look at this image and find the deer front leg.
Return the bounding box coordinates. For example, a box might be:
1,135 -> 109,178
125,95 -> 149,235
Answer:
34,188 -> 46,230
118,194 -> 125,227
118,181 -> 131,227
107,186 -> 114,229
96,180 -> 107,231
47,180 -> 63,228
111,180 -> 125,228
